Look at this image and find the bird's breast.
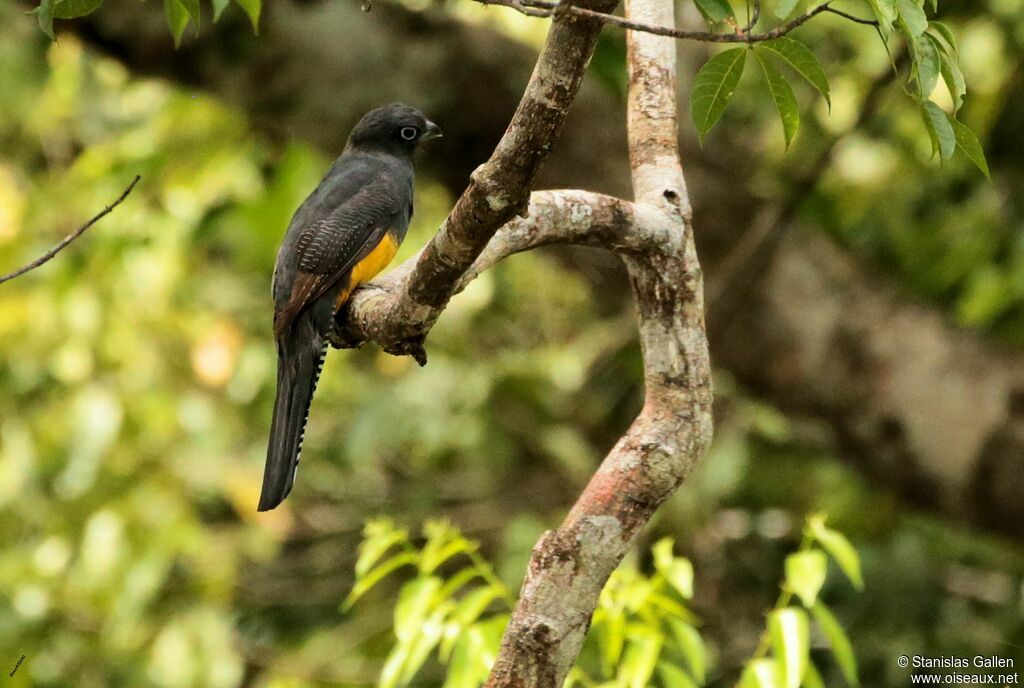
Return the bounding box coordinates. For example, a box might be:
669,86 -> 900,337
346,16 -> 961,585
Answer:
335,231 -> 401,310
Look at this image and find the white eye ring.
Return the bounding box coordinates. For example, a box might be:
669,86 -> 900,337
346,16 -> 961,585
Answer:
400,127 -> 418,141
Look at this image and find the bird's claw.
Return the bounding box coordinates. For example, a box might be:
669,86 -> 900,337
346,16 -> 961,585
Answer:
383,337 -> 428,367
328,327 -> 363,350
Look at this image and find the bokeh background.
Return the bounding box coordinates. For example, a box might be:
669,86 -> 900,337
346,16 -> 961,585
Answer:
0,0 -> 1022,685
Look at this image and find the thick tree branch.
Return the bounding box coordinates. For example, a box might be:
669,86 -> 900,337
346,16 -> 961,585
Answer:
480,0 -> 712,681
335,0 -> 618,361
0,176 -> 139,286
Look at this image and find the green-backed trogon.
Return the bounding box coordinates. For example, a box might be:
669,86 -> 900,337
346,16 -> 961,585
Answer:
259,103 -> 441,512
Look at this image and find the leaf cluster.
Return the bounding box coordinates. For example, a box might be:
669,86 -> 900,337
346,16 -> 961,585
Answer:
689,0 -> 988,176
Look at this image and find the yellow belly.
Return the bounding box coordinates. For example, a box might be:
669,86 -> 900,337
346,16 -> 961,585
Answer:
336,232 -> 400,308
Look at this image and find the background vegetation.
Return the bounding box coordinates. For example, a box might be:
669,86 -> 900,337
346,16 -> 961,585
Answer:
0,0 -> 1021,686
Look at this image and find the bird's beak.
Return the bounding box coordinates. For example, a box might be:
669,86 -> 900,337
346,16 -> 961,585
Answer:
422,121 -> 443,141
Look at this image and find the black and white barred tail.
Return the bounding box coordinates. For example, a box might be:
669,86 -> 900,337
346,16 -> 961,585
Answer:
258,336 -> 328,511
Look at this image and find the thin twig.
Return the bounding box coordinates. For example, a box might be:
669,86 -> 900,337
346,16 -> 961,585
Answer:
479,0 -> 872,43
0,175 -> 140,286
741,0 -> 761,33
823,6 -> 878,25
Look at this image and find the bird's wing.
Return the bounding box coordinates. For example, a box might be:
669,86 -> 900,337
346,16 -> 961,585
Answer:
273,175 -> 406,336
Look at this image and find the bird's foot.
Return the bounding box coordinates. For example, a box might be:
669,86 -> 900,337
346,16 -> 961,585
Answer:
383,336 -> 428,367
327,327 -> 363,350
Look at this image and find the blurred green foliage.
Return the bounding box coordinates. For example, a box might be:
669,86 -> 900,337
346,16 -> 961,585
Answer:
0,1 -> 1022,687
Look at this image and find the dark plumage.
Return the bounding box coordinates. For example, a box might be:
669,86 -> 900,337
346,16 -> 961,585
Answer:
259,103 -> 440,512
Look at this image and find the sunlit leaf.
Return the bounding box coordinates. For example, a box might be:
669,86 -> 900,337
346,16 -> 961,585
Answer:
657,661 -> 700,688
770,608 -> 810,688
808,518 -> 863,590
755,49 -> 800,149
785,550 -> 828,607
212,0 -> 230,21
342,551 -> 418,610
620,634 -> 662,688
802,662 -> 826,688
691,48 -> 747,142
759,38 -> 830,108
741,659 -> 784,688
355,520 -> 409,577
394,576 -> 443,643
812,603 -> 860,686
667,618 -> 706,683
450,585 -> 502,627
163,0 -> 191,47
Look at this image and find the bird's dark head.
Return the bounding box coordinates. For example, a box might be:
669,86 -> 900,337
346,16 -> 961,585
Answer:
346,103 -> 442,157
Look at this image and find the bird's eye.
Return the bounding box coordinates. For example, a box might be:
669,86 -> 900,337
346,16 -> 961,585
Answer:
400,127 -> 418,141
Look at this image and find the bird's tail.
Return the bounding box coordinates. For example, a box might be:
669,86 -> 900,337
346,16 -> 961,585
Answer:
259,333 -> 327,511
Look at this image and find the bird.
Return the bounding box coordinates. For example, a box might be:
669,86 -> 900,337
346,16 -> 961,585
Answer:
259,103 -> 441,512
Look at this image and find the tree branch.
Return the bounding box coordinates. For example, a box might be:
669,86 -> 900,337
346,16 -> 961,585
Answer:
0,175 -> 140,286
334,0 -> 618,362
476,0 -> 877,43
479,0 -> 713,681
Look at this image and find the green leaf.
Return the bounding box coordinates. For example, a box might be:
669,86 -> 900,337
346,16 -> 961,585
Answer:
929,20 -> 958,53
812,602 -> 860,687
694,0 -> 734,22
234,0 -> 261,31
421,535 -> 476,573
400,605 -> 448,684
163,0 -> 191,47
691,48 -> 747,142
755,49 -> 800,149
621,634 -> 662,688
51,0 -> 102,19
769,608 -> 810,688
865,0 -> 897,38
921,101 -> 955,160
657,662 -> 700,688
598,603 -> 626,674
925,0 -> 937,12
785,550 -> 828,607
896,0 -> 927,37
760,38 -> 831,109
949,117 -> 990,178
774,0 -> 800,19
342,551 -> 418,610
394,576 -> 443,643
35,0 -> 55,39
355,521 -> 409,577
438,566 -> 486,600
653,540 -> 695,599
212,0 -> 230,21
914,34 -> 941,99
936,47 -> 966,112
667,619 -> 706,683
808,518 -> 863,590
741,659 -> 784,688
179,0 -> 200,26
802,662 -> 826,688
450,585 -> 502,627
